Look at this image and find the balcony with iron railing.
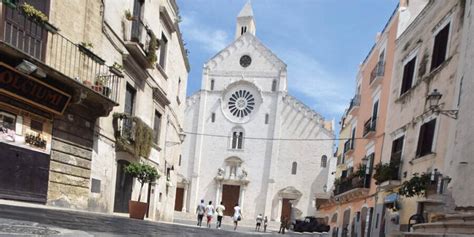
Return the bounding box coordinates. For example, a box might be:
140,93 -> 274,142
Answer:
363,117 -> 377,137
0,4 -> 121,108
343,139 -> 354,156
124,18 -> 156,69
369,61 -> 385,86
373,160 -> 401,189
334,175 -> 371,202
347,94 -> 361,115
112,113 -> 154,158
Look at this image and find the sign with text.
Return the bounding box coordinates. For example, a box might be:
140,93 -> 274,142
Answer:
0,63 -> 71,115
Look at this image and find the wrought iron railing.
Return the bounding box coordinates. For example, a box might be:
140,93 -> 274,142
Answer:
343,139 -> 352,154
348,94 -> 361,112
363,117 -> 377,136
334,177 -> 366,196
0,5 -> 120,102
370,61 -> 385,84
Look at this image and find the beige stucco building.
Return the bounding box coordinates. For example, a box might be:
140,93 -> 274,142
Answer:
0,0 -> 189,222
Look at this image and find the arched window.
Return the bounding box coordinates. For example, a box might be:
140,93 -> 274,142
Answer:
271,80 -> 277,92
231,128 -> 244,149
321,155 -> 328,168
291,162 -> 297,175
210,79 -> 215,91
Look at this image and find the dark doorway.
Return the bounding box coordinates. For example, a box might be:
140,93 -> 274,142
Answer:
174,187 -> 184,211
0,143 -> 50,203
281,198 -> 293,221
221,185 -> 240,216
360,207 -> 368,237
113,160 -> 133,213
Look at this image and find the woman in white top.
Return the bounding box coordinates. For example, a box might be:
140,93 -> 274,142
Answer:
233,203 -> 242,230
205,201 -> 215,228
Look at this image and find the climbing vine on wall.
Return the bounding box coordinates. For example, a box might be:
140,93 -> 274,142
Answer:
113,113 -> 153,158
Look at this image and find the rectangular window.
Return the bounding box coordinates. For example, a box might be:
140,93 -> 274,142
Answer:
431,23 -> 450,71
0,111 -> 16,131
153,111 -> 162,144
265,114 -> 269,124
401,56 -> 417,95
351,127 -> 356,149
177,78 -> 181,104
238,132 -> 243,149
30,119 -> 43,132
391,136 -> 404,163
210,80 -> 215,91
178,155 -> 182,166
159,33 -> 168,69
124,84 -> 136,115
416,119 -> 437,157
372,100 -> 379,130
211,113 -> 216,123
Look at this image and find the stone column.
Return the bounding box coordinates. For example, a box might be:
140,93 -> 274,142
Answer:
215,181 -> 222,204
182,183 -> 188,212
276,197 -> 283,222
239,185 -> 246,211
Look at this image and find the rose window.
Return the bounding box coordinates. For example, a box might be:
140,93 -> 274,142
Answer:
228,90 -> 255,118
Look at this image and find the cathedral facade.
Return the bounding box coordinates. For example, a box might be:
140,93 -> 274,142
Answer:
178,3 -> 334,221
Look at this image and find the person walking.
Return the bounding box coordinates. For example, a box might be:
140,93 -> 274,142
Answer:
196,199 -> 206,227
205,201 -> 215,228
232,203 -> 242,231
263,216 -> 268,232
278,216 -> 288,234
215,202 -> 226,229
255,213 -> 263,231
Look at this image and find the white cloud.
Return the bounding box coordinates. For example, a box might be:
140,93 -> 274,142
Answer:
181,14 -> 230,54
280,49 -> 353,119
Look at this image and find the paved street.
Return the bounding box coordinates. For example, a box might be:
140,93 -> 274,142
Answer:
0,204 -> 327,236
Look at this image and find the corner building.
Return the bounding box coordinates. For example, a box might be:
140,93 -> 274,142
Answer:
179,3 -> 334,223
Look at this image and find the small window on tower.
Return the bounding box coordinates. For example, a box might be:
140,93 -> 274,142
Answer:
211,113 -> 216,123
271,80 -> 277,92
291,162 -> 297,175
265,114 -> 269,124
210,79 -> 215,91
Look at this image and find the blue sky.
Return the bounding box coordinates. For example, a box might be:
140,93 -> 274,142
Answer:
179,0 -> 398,123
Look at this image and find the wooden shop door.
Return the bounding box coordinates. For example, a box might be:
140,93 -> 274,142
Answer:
221,185 -> 240,216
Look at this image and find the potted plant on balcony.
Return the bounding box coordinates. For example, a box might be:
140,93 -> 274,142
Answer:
124,162 -> 160,220
19,2 -> 58,33
146,30 -> 158,67
93,76 -> 111,97
109,62 -> 124,77
123,10 -> 134,41
398,172 -> 431,198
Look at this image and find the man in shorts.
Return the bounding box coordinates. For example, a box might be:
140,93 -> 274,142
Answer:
215,202 -> 226,229
255,213 -> 263,231
196,199 -> 206,227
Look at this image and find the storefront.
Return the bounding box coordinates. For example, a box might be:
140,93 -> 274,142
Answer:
0,62 -> 71,203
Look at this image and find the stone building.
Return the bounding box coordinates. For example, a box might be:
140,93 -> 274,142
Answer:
178,2 -> 334,223
381,0 -> 465,234
318,5 -> 399,237
0,0 -> 189,222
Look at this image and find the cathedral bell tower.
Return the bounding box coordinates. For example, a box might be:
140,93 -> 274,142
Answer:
235,1 -> 256,39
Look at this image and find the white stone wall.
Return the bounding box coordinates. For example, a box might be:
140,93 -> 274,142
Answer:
88,0 -> 189,222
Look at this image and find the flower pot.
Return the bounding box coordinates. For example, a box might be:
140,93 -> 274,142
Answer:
129,200 -> 148,220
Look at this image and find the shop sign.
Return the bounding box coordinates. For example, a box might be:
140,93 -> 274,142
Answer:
0,63 -> 71,115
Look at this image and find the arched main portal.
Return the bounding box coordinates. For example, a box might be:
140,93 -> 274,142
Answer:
277,186 -> 303,221
113,160 -> 133,213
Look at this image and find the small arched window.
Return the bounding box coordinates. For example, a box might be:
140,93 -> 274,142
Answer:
291,162 -> 297,175
231,128 -> 244,149
271,80 -> 277,92
210,79 -> 215,91
321,155 -> 328,168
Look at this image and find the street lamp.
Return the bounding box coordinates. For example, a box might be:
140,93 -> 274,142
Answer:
426,89 -> 458,119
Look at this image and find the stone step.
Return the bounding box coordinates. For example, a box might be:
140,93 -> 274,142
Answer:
404,233 -> 474,237
413,222 -> 474,234
440,213 -> 474,224
173,211 -> 281,230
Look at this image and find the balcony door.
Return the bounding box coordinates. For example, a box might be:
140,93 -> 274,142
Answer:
131,0 -> 144,42
3,0 -> 50,60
